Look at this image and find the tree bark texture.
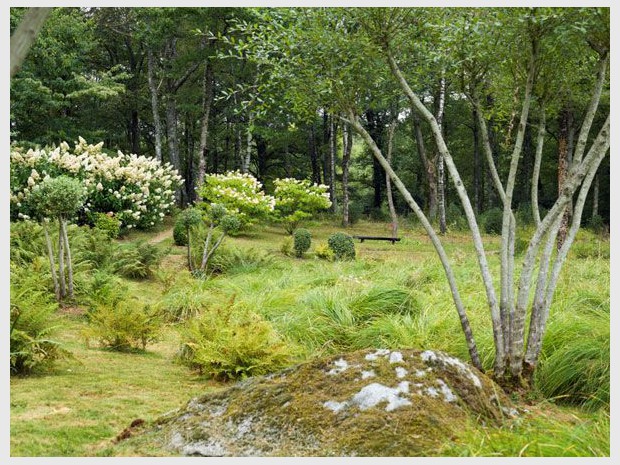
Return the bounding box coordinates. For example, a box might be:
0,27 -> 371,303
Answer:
147,49 -> 163,162
412,113 -> 437,220
342,121 -> 352,227
386,119 -> 399,237
10,7 -> 52,78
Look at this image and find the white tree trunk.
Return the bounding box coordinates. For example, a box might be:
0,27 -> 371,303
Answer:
147,49 -> 163,162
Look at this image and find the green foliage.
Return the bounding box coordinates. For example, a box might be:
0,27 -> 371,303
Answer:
314,242 -> 335,261
588,214 -> 605,234
178,301 -> 295,380
83,300 -> 161,351
112,241 -> 165,279
10,220 -> 46,265
280,237 -> 294,257
26,175 -> 86,220
83,270 -> 129,307
273,178 -> 332,233
293,228 -> 312,258
174,207 -> 203,246
159,280 -> 211,323
482,207 -> 504,234
10,264 -> 67,375
571,239 -> 610,260
90,212 -> 121,239
173,220 -> 188,246
70,226 -> 117,271
445,203 -> 468,231
208,246 -> 274,275
327,232 -> 356,260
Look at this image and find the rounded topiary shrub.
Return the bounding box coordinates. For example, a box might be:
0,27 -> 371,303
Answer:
482,207 -> 504,234
327,232 -> 356,260
293,228 -> 312,258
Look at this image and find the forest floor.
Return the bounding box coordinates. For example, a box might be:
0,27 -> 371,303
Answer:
9,216 -> 611,457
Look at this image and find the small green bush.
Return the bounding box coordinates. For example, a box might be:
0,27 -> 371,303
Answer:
90,212 -> 121,239
112,241 -> 165,279
482,207 -> 504,234
327,232 -> 356,260
178,303 -> 295,380
173,220 -> 188,246
83,300 -> 161,351
314,242 -> 335,261
293,228 -> 312,258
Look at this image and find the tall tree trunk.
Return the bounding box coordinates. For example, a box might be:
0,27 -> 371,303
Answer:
531,108 -> 546,226
473,106 -> 483,214
147,49 -> 163,162
365,110 -> 384,210
309,124 -> 321,184
412,113 -> 438,220
165,97 -> 181,200
57,220 -> 66,300
342,121 -> 352,227
322,110 -> 330,189
329,115 -> 338,212
556,103 -> 573,250
592,172 -> 599,220
242,110 -> 253,174
43,222 -> 60,300
10,7 -> 52,78
436,72 -> 447,234
61,219 -> 74,299
196,59 -> 214,198
386,120 -> 398,238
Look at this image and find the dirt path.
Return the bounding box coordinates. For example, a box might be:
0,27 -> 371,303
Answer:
147,227 -> 174,245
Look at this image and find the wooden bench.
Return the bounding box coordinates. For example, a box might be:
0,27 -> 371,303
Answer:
353,235 -> 401,245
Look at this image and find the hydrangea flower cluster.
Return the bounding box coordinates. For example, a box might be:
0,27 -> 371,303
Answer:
199,171 -> 276,227
10,137 -> 183,229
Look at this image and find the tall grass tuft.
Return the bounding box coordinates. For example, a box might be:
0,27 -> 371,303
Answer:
536,307 -> 609,411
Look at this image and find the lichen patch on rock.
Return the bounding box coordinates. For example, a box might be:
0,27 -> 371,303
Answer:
137,348 -> 515,456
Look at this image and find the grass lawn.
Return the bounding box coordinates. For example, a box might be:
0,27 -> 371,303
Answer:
9,217 -> 610,456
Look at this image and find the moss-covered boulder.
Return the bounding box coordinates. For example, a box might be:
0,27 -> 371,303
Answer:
148,348 -> 516,456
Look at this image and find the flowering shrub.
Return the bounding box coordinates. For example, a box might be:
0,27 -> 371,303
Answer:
273,178 -> 332,233
10,137 -> 183,230
199,171 -> 275,228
